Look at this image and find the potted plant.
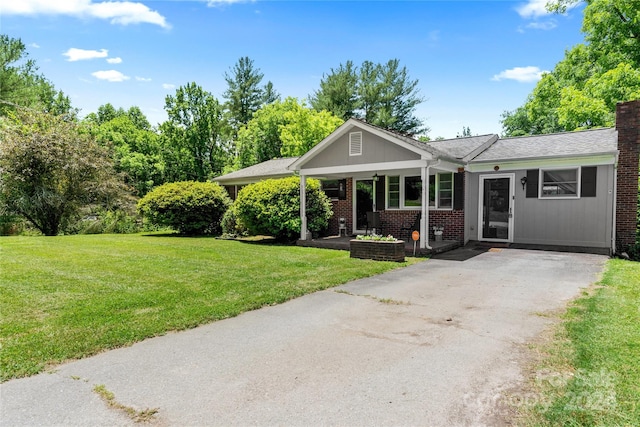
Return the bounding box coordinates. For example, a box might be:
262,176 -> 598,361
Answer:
433,225 -> 444,242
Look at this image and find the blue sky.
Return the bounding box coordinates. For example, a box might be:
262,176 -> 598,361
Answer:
1,0 -> 585,138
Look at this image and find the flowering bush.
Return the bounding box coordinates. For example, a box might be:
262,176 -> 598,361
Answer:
356,234 -> 398,242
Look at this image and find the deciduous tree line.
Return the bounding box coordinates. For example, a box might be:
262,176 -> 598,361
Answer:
502,0 -> 640,135
0,34 -> 426,234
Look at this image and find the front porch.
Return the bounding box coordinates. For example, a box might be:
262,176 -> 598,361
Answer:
296,235 -> 460,256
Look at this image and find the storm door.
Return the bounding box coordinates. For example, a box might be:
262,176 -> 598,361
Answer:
479,174 -> 514,242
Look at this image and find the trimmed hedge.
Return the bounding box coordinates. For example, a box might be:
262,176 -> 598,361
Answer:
137,181 -> 231,235
234,177 -> 332,241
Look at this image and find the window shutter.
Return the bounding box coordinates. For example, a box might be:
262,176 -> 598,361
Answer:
526,169 -> 539,198
453,173 -> 464,210
375,176 -> 386,211
338,179 -> 347,200
349,132 -> 362,156
581,166 -> 597,197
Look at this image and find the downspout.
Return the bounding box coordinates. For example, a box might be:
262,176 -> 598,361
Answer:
422,160 -> 441,250
612,152 -> 618,255
300,174 -> 307,240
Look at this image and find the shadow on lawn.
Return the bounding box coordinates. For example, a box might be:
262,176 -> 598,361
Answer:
141,233 -> 286,245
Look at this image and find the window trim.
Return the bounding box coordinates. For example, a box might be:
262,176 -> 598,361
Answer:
539,167 -> 581,199
385,173 -> 454,210
349,132 -> 362,156
387,176 -> 400,209
434,172 -> 453,210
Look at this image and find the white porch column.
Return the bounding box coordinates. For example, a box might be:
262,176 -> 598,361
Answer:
300,174 -> 307,240
420,166 -> 429,249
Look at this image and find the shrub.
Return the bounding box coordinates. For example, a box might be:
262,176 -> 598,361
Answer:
221,204 -> 247,237
78,209 -> 141,235
137,181 -> 231,235
234,177 -> 332,241
0,213 -> 23,236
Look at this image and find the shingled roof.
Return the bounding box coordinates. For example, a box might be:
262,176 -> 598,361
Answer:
427,134 -> 498,161
213,157 -> 298,184
471,128 -> 618,162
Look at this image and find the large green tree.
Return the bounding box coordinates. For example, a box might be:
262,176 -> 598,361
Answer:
310,61 -> 359,121
223,57 -> 278,131
161,83 -> 227,181
309,59 -> 426,135
0,110 -> 127,235
0,35 -> 73,117
89,111 -> 164,197
235,97 -> 343,169
502,0 -> 640,135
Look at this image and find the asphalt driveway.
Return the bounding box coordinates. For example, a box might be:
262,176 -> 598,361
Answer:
1,248 -> 607,426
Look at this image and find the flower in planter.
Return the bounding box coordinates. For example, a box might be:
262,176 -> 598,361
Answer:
356,234 -> 398,242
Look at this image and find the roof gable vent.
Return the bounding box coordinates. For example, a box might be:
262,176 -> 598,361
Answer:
349,132 -> 362,156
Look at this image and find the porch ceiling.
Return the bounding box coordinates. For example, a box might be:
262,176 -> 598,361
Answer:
305,166 -> 459,180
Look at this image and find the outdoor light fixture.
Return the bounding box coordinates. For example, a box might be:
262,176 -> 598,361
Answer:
520,176 -> 528,190
373,173 -> 379,182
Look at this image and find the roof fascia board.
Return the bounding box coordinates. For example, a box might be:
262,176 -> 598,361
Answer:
463,134 -> 499,162
290,119 -> 441,171
214,173 -> 294,186
355,124 -> 439,158
299,159 -> 429,177
467,154 -> 616,172
433,160 -> 464,173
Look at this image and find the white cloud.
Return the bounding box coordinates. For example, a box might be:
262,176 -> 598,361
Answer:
0,0 -> 170,29
136,76 -> 152,82
517,19 -> 558,33
92,70 -> 130,82
207,0 -> 249,7
526,20 -> 557,30
492,66 -> 547,83
106,57 -> 123,64
29,42 -> 41,48
516,0 -> 579,19
516,0 -> 550,18
64,48 -> 108,61
162,83 -> 176,90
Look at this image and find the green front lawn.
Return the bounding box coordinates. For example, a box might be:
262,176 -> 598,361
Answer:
520,258 -> 640,426
0,234 -> 415,381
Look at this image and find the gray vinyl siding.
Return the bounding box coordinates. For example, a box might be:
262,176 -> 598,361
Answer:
467,165 -> 614,248
303,127 -> 421,169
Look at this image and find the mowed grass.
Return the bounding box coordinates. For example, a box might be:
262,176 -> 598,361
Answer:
520,259 -> 640,426
0,234 -> 416,381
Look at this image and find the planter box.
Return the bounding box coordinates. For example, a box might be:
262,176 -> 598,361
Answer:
350,239 -> 405,262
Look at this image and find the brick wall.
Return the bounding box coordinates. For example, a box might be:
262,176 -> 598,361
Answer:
615,100 -> 640,249
380,210 -> 420,240
325,176 -> 466,244
429,210 -> 465,243
349,240 -> 405,262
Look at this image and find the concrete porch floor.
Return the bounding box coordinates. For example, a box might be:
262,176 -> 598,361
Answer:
296,235 -> 460,256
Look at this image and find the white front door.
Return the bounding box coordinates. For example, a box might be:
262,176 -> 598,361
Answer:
478,174 -> 514,242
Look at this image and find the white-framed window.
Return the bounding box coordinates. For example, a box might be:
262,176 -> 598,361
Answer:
387,176 -> 400,208
436,173 -> 453,208
349,132 -> 362,156
540,167 -> 580,198
386,173 -> 453,210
